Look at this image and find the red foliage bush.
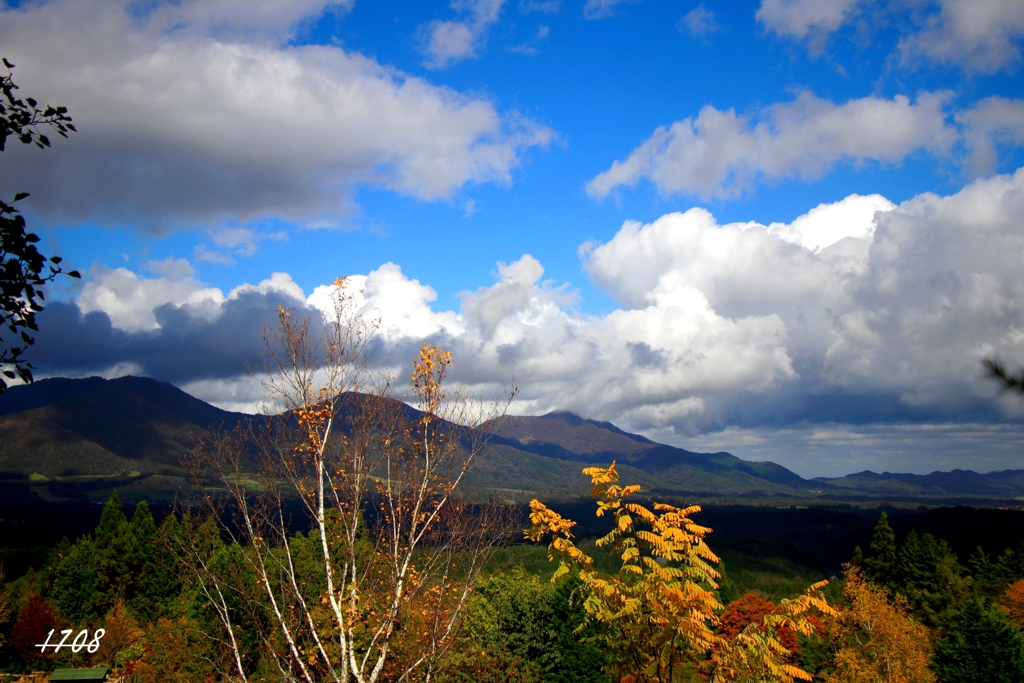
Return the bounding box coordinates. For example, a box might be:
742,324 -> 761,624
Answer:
11,594 -> 60,661
719,593 -> 798,654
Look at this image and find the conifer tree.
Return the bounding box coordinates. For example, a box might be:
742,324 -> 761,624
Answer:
894,531 -> 964,626
863,512 -> 896,587
932,598 -> 1024,683
46,535 -> 98,622
96,490 -> 128,548
94,490 -> 134,615
967,546 -> 991,582
126,501 -> 168,620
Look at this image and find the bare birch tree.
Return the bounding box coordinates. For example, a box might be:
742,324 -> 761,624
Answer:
181,278 -> 516,682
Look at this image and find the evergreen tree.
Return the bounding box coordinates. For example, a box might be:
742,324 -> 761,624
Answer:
125,501 -> 170,620
96,490 -> 128,548
894,531 -> 964,626
967,546 -> 991,582
546,573 -> 606,683
93,490 -> 135,615
992,545 -> 1024,581
863,511 -> 897,587
45,535 -> 98,623
932,598 -> 1024,683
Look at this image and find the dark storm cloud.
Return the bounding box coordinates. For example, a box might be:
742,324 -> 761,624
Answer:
30,290 -> 321,384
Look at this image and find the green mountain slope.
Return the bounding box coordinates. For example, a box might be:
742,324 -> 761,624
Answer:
0,377 -> 817,499
0,376 -> 243,478
5,376 -> 1023,503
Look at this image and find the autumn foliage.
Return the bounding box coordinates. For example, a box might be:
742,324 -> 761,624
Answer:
719,593 -> 798,654
527,462 -> 834,683
826,568 -> 934,683
180,280 -> 515,683
11,593 -> 60,661
1001,578 -> 1024,628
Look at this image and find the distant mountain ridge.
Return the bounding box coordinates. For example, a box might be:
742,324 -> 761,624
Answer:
487,411 -> 813,493
2,376 -> 1024,503
816,469 -> 1024,498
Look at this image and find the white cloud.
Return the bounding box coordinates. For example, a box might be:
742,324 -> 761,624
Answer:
303,169 -> 1024,441
0,0 -> 552,228
959,96 -> 1024,176
459,254 -> 574,337
179,375 -> 267,414
757,0 -> 1024,74
77,258 -> 225,332
765,194 -> 895,252
899,0 -> 1024,74
229,272 -> 306,304
583,0 -> 640,20
49,170 -> 1024,471
756,0 -> 863,41
586,168 -> 1024,432
306,264 -> 464,342
141,0 -> 354,42
587,92 -> 956,199
419,0 -> 506,69
678,5 -> 720,39
194,227 -> 289,264
76,263 -> 311,332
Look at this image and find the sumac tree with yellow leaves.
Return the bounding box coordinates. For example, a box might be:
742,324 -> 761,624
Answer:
526,463 -> 834,683
182,279 -> 515,683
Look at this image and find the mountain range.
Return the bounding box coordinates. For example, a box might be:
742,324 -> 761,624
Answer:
1,375 -> 1023,503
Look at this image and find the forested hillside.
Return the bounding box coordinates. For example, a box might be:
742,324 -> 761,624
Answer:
5,486 -> 1024,681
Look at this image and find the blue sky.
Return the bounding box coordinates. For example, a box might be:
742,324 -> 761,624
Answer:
3,0 -> 1024,476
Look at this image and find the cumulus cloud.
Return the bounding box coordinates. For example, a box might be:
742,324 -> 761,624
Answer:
959,96 -> 1024,176
33,270 -> 308,386
898,0 -> 1024,74
678,5 -> 720,40
30,170 -> 1024,455
587,92 -> 956,199
0,0 -> 552,229
419,0 -> 506,69
756,0 -> 863,42
756,0 -> 1024,74
77,258 -> 225,332
586,169 -> 1024,432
